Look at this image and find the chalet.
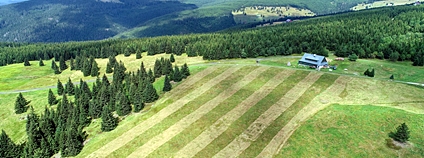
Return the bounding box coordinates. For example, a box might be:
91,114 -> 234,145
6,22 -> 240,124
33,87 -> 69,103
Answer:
298,53 -> 328,67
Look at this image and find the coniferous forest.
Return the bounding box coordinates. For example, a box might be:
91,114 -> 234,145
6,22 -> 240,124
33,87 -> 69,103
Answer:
1,4 -> 424,157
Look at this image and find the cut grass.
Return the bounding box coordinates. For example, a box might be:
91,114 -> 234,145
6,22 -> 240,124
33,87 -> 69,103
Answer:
108,66 -> 255,157
77,66 -> 228,158
238,73 -> 339,157
279,104 -> 424,157
194,70 -> 310,157
147,67 -> 280,157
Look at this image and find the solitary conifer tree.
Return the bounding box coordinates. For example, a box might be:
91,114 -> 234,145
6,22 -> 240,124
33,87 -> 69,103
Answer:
170,54 -> 175,63
52,60 -> 61,74
364,69 -> 369,76
24,58 -> 30,66
390,74 -> 394,80
163,75 -> 172,92
57,79 -> 64,95
101,106 -> 118,132
39,59 -> 45,66
15,93 -> 30,114
389,123 -> 410,143
181,63 -> 190,79
48,89 -> 58,105
370,68 -> 375,77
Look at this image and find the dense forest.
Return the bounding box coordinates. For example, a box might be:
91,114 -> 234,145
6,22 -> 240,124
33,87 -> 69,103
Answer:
1,5 -> 424,66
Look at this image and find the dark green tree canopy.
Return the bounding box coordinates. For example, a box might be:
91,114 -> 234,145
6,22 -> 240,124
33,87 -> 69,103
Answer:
389,123 -> 410,143
15,93 -> 30,114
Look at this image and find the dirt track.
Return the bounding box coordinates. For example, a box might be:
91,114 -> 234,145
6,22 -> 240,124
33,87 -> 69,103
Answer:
126,66 -> 269,158
174,69 -> 295,158
257,76 -> 350,157
213,72 -> 322,158
87,66 -> 240,158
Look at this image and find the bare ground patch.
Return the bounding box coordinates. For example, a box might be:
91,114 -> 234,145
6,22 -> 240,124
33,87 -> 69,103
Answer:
213,72 -> 322,158
174,69 -> 295,158
87,66 -> 241,158
257,76 -> 351,157
126,66 -> 269,158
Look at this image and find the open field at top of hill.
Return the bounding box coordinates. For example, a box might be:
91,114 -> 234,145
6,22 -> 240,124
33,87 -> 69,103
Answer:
352,0 -> 419,11
232,6 -> 315,24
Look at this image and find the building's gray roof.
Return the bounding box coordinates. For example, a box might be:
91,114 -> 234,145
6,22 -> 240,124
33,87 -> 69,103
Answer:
298,53 -> 328,66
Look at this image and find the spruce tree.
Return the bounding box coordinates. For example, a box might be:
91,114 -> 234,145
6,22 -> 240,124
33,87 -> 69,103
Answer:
143,79 -> 159,103
24,58 -> 30,66
153,59 -> 162,78
82,58 -> 91,77
59,55 -> 68,71
70,58 -> 75,70
52,60 -> 61,74
115,92 -> 132,116
389,123 -> 410,143
0,130 -> 22,158
370,68 -> 375,77
15,93 -> 30,114
133,90 -> 145,113
48,89 -> 58,105
181,63 -> 190,79
101,106 -> 118,132
106,61 -> 113,74
39,58 -> 45,66
25,107 -> 42,156
390,74 -> 394,80
163,75 -> 172,92
61,122 -> 84,157
65,78 -> 75,96
147,68 -> 155,83
364,69 -> 369,76
162,59 -> 173,75
170,54 -> 175,63
90,60 -> 99,77
108,55 -> 117,68
173,65 -> 182,82
136,51 -> 142,59
57,79 -> 64,96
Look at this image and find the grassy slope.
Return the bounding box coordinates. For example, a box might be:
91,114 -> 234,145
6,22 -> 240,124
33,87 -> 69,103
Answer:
280,104 -> 424,157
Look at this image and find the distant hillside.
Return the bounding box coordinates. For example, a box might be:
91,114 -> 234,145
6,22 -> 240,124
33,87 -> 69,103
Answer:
0,0 -> 381,42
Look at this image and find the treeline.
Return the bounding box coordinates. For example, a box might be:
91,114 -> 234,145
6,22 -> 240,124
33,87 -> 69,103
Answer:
1,55 -> 190,157
1,5 -> 424,66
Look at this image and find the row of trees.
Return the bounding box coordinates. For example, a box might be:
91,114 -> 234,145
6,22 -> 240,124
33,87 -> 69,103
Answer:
4,55 -> 190,157
1,5 -> 424,67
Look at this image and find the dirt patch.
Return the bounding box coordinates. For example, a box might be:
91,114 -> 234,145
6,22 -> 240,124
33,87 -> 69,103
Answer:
126,67 -> 269,158
213,72 -> 322,158
174,70 -> 295,158
87,66 -> 240,158
258,76 -> 351,157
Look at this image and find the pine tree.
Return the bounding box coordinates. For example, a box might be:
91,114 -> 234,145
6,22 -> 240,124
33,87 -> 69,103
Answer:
133,90 -> 145,113
163,75 -> 172,92
106,61 -> 113,74
57,79 -> 64,96
389,123 -> 410,143
59,55 -> 68,71
170,54 -> 175,63
153,59 -> 162,78
115,92 -> 132,116
181,63 -> 190,79
70,58 -> 75,70
24,58 -> 30,66
143,79 -> 159,103
390,74 -> 394,80
370,68 -> 375,77
173,65 -> 182,82
364,69 -> 369,76
52,60 -> 61,74
48,89 -> 58,105
90,60 -> 99,77
101,106 -> 118,132
39,58 -> 45,66
65,78 -> 75,96
136,51 -> 142,59
0,130 -> 22,158
15,93 -> 30,114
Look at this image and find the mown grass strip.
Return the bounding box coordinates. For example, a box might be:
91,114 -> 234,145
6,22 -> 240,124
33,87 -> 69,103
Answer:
148,67 -> 286,158
106,66 -> 252,157
238,73 -> 339,158
79,65 -> 229,158
194,70 -> 310,158
127,66 -> 269,158
213,72 -> 323,158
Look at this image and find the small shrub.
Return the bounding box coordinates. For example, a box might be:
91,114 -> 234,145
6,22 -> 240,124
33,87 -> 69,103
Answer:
348,54 -> 358,61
